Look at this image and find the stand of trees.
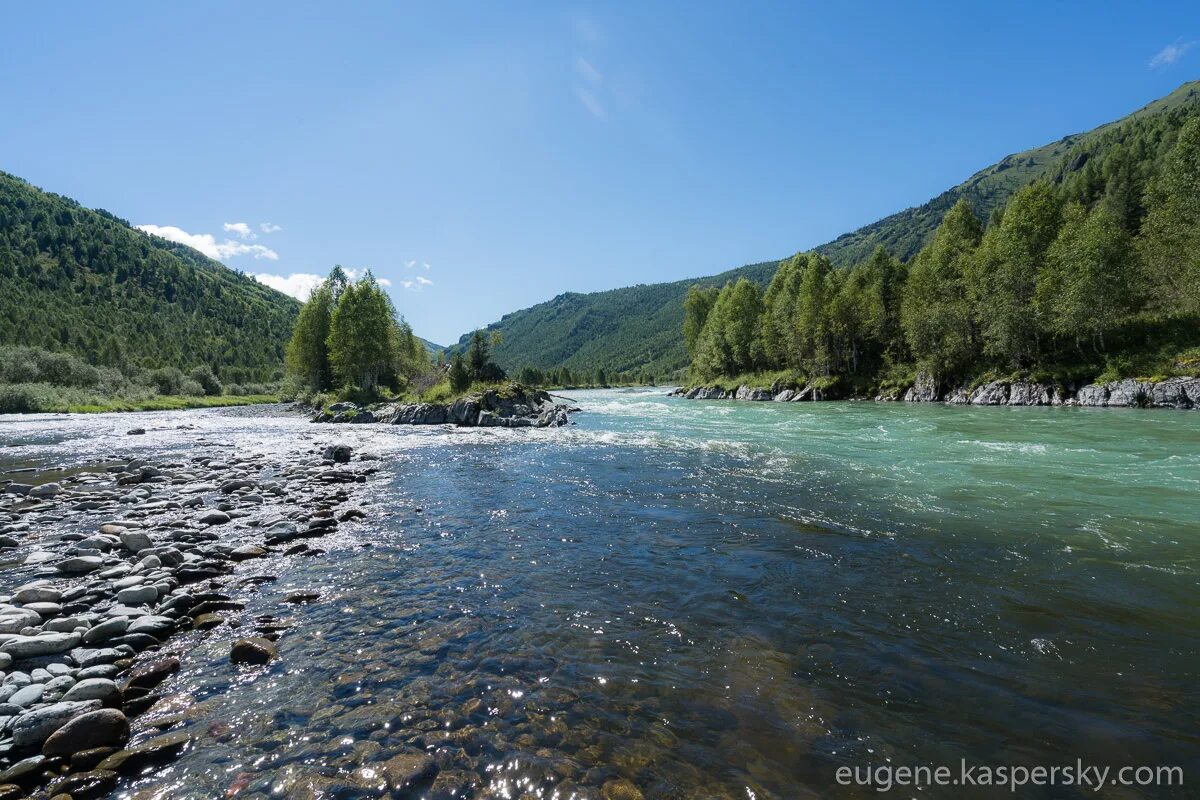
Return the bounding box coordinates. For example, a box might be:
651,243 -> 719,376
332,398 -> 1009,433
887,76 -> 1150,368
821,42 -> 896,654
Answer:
286,267 -> 429,396
685,116 -> 1200,387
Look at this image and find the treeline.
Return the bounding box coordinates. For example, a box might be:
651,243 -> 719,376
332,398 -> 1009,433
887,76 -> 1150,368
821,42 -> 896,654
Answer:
685,115 -> 1200,388
285,267 -> 429,398
0,172 -> 298,379
514,365 -> 659,388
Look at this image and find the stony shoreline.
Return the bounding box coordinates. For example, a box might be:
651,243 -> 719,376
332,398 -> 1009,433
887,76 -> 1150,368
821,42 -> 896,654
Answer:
672,374 -> 1200,409
0,432 -> 383,798
309,384 -> 577,428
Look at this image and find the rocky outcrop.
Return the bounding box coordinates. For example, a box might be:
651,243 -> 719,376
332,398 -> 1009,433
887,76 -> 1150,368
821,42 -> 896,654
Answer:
676,375 -> 1199,409
903,371 -> 939,402
946,376 -> 1199,408
313,384 -> 574,428
734,385 -> 773,401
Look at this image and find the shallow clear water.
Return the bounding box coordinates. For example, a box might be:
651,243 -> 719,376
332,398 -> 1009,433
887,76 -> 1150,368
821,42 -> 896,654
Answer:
2,393 -> 1198,798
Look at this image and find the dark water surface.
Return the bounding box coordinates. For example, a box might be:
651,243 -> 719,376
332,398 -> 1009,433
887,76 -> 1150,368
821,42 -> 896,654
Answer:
1,392 -> 1198,798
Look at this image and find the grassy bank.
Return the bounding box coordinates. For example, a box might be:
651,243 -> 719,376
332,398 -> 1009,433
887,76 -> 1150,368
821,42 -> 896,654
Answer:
62,394 -> 280,414
0,382 -> 281,414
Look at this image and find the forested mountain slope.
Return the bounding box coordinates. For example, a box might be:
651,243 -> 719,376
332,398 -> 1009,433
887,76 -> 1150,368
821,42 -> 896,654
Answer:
466,80 -> 1200,377
455,261 -> 778,376
0,171 -> 300,379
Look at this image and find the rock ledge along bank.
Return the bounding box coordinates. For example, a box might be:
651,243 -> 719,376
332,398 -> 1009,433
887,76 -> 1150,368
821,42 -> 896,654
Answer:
310,384 -> 578,427
672,374 -> 1200,409
0,436 -> 379,798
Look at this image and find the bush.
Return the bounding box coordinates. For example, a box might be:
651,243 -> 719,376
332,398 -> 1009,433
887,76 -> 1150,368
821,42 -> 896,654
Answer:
145,367 -> 186,395
0,384 -> 44,414
189,366 -> 223,396
179,378 -> 206,397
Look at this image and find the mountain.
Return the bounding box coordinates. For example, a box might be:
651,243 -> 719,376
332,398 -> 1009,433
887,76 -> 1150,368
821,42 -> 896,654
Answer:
417,336 -> 445,356
460,80 -> 1200,377
0,171 -> 300,379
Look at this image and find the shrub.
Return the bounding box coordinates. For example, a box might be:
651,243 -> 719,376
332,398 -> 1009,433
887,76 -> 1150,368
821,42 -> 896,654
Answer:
189,366 -> 223,396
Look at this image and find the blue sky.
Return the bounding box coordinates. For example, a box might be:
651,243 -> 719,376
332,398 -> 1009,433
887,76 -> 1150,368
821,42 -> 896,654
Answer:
1,3 -> 1196,345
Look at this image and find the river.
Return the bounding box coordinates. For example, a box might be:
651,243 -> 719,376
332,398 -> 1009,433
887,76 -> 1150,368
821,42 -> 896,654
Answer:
1,390 -> 1197,798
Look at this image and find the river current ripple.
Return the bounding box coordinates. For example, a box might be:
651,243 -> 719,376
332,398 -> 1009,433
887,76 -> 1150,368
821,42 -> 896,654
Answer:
1,390 -> 1197,798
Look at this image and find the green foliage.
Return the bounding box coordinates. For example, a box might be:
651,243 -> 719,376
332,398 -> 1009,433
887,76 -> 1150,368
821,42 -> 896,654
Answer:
901,199 -> 982,376
0,171 -> 298,378
1037,203 -> 1134,350
692,279 -> 764,378
1137,115 -> 1200,313
448,352 -> 471,393
682,285 -> 720,357
464,329 -> 506,382
968,182 -> 1062,367
285,268 -> 431,399
0,345 -> 277,413
189,365 -> 223,396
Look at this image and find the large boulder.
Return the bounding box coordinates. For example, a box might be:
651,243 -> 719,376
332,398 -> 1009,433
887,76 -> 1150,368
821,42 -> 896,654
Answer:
1076,384 -> 1108,406
903,371 -> 939,402
42,709 -> 129,756
1105,379 -> 1147,407
1147,377 -> 1198,409
969,381 -> 1009,405
11,701 -> 102,747
1007,382 -> 1051,406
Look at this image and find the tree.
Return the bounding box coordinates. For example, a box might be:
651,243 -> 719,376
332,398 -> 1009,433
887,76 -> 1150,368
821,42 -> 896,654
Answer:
327,270 -> 398,392
760,254 -> 805,368
466,330 -> 490,378
1038,203 -> 1133,352
682,285 -> 720,357
692,279 -> 763,378
793,254 -> 833,372
1138,115 -> 1200,313
901,199 -> 983,377
448,352 -> 470,392
968,182 -> 1061,368
285,272 -> 339,390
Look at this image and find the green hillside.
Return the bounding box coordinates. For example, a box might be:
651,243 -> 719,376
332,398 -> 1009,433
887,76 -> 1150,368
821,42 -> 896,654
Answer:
456,261 -> 778,376
0,171 -> 300,380
464,80 -> 1200,377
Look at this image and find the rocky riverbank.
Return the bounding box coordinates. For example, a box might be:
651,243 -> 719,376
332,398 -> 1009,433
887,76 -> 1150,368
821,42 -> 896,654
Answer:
673,374 -> 1200,409
0,432 -> 380,798
310,384 -> 577,428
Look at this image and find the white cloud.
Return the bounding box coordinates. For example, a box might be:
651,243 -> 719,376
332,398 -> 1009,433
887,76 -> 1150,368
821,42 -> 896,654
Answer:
223,222 -> 256,239
400,275 -> 433,291
575,56 -> 603,84
404,260 -> 432,270
137,223 -> 279,261
575,87 -> 606,120
253,272 -> 323,300
259,222 -> 282,233
135,224 -> 278,261
1149,40 -> 1194,68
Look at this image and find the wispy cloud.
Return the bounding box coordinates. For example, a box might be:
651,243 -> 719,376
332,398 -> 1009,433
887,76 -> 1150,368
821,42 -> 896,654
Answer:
223,221 -> 256,240
400,275 -> 434,291
404,260 -> 432,271
1149,39 -> 1194,68
259,222 -> 282,234
136,223 -> 279,261
574,87 -> 606,120
575,56 -> 603,84
253,272 -> 322,300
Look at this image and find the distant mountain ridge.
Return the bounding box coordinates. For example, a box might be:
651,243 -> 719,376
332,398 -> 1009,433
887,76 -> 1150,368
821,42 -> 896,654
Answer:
459,80 -> 1200,376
